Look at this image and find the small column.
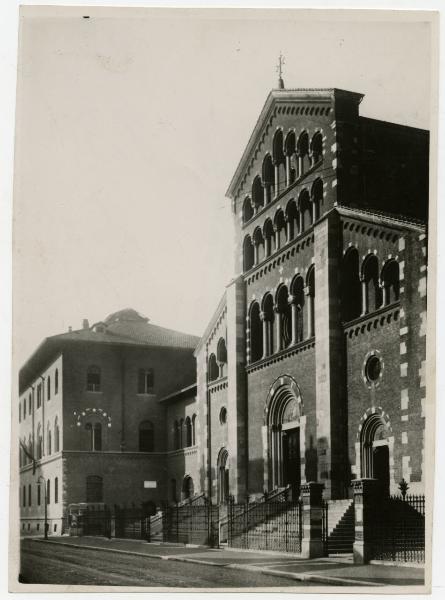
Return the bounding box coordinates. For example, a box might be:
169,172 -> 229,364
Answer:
297,154 -> 303,178
361,279 -> 368,315
305,286 -> 314,338
299,210 -> 303,235
288,295 -> 298,345
285,155 -> 291,187
274,165 -> 279,197
274,225 -> 280,252
265,236 -> 271,258
260,311 -> 268,358
311,199 -> 317,223
254,243 -> 259,266
274,305 -> 282,353
286,217 -> 292,242
300,482 -> 324,559
352,478 -> 379,564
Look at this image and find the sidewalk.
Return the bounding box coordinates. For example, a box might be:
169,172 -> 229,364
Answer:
32,536 -> 425,587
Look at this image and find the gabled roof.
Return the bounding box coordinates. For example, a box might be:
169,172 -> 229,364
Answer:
226,88 -> 364,200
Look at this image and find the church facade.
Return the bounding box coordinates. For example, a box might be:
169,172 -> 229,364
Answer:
18,86 -> 429,536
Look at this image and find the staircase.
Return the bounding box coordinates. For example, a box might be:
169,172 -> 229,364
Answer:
326,499 -> 355,555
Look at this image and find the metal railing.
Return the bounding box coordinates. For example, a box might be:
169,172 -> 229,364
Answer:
372,494 -> 425,563
160,501 -> 220,547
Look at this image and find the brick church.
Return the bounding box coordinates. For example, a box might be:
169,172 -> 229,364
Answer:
18,83 -> 428,536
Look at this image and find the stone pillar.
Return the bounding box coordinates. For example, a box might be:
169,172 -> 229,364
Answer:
352,478 -> 379,564
274,305 -> 282,353
312,199 -> 317,223
286,155 -> 291,187
298,210 -> 303,234
300,482 -> 324,558
305,286 -> 314,338
274,225 -> 280,251
254,243 -> 259,266
297,154 -> 303,178
265,236 -> 271,258
361,279 -> 368,315
260,311 -> 268,358
286,217 -> 292,242
289,295 -> 298,345
226,277 -> 248,502
274,165 -> 279,197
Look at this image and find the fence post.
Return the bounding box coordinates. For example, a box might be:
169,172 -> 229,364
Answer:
351,478 -> 379,564
300,482 -> 324,558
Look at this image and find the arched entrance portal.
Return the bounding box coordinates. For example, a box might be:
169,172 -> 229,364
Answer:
265,378 -> 303,496
360,414 -> 390,495
217,448 -> 229,503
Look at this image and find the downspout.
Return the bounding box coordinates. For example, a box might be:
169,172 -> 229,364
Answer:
40,376 -> 45,457
120,350 -> 126,452
31,385 -> 35,465
206,347 -> 212,500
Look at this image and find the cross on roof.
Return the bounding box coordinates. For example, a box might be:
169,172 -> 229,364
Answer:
276,53 -> 285,89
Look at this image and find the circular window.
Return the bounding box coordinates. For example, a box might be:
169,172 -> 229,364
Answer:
365,355 -> 381,382
219,407 -> 227,425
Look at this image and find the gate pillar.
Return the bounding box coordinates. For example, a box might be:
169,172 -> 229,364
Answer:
300,482 -> 324,558
352,478 -> 379,564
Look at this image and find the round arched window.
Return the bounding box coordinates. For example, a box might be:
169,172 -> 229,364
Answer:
219,407 -> 227,425
365,355 -> 381,382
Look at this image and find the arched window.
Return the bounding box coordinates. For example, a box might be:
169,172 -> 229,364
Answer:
182,475 -> 194,501
138,368 -> 154,393
290,276 -> 305,343
179,418 -> 184,448
46,479 -> 51,505
272,129 -> 285,195
139,421 -> 154,452
23,398 -> 26,419
216,338 -> 227,377
54,416 -> 60,452
284,130 -> 297,185
22,486 -> 26,507
47,375 -> 51,401
217,448 -> 229,504
85,422 -> 102,451
47,423 -> 52,455
263,218 -> 275,257
310,131 -> 323,163
28,484 -> 32,506
87,365 -> 101,392
262,293 -> 275,356
36,423 -> 42,459
208,353 -> 219,382
249,301 -> 263,363
28,393 -> 31,414
253,227 -> 265,264
174,420 -> 180,450
28,435 -> 32,465
243,235 -> 255,272
37,481 -> 41,505
54,477 -> 59,503
19,403 -> 21,423
298,189 -> 312,232
191,414 -> 197,446
362,255 -> 383,313
306,266 -> 315,338
252,175 -> 264,208
297,131 -> 310,176
276,285 -> 292,350
311,178 -> 323,222
381,260 -> 400,305
341,248 -> 361,322
86,475 -> 103,502
55,369 -> 59,394
262,155 -> 274,204
274,209 -> 287,249
185,417 -> 192,447
37,383 -> 42,409
242,196 -> 254,223
285,199 -> 298,241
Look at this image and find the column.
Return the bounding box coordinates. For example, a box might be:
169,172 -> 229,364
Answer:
254,243 -> 259,266
286,217 -> 292,242
289,295 -> 298,345
312,199 -> 317,223
300,482 -> 324,559
297,153 -> 303,178
352,478 -> 379,564
361,279 -> 368,315
260,311 -> 268,358
274,165 -> 279,197
274,305 -> 282,353
265,236 -> 270,258
285,155 -> 291,187
299,210 -> 303,234
305,286 -> 314,338
274,225 -> 280,252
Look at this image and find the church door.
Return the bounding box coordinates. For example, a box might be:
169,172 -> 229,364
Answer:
282,427 -> 300,493
373,444 -> 390,496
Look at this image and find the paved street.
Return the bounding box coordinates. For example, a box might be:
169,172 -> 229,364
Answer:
19,538 -> 316,587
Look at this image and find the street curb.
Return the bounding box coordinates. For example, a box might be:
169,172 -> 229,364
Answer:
30,539 -> 385,586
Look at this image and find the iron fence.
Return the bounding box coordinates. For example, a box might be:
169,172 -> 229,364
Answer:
74,507 -> 112,537
322,500 -> 329,556
161,502 -> 220,547
372,494 -> 425,563
227,498 -> 303,553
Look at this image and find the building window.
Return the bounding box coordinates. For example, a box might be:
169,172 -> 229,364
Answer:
86,475 -> 103,502
55,369 -> 59,395
249,301 -> 263,363
208,354 -> 219,382
22,486 -> 26,507
219,406 -> 227,425
37,482 -> 41,506
174,420 -> 180,450
55,477 -> 59,504
28,393 -> 32,414
36,423 -> 42,459
47,424 -> 52,455
54,417 -> 60,452
216,338 -> 227,378
85,422 -> 102,451
192,414 -> 197,445
362,255 -> 383,314
86,365 -> 101,392
46,479 -> 50,505
19,403 -> 21,423
47,376 -> 51,400
381,259 -> 400,305
138,368 -> 154,394
243,235 -> 255,272
139,421 -> 154,452
28,484 -> 32,506
23,398 -> 26,419
365,355 -> 382,383
242,196 -> 254,224
185,417 -> 192,447
37,383 -> 42,408
341,247 -> 361,322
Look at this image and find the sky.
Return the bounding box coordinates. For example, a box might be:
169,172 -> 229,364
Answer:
13,7 -> 433,368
